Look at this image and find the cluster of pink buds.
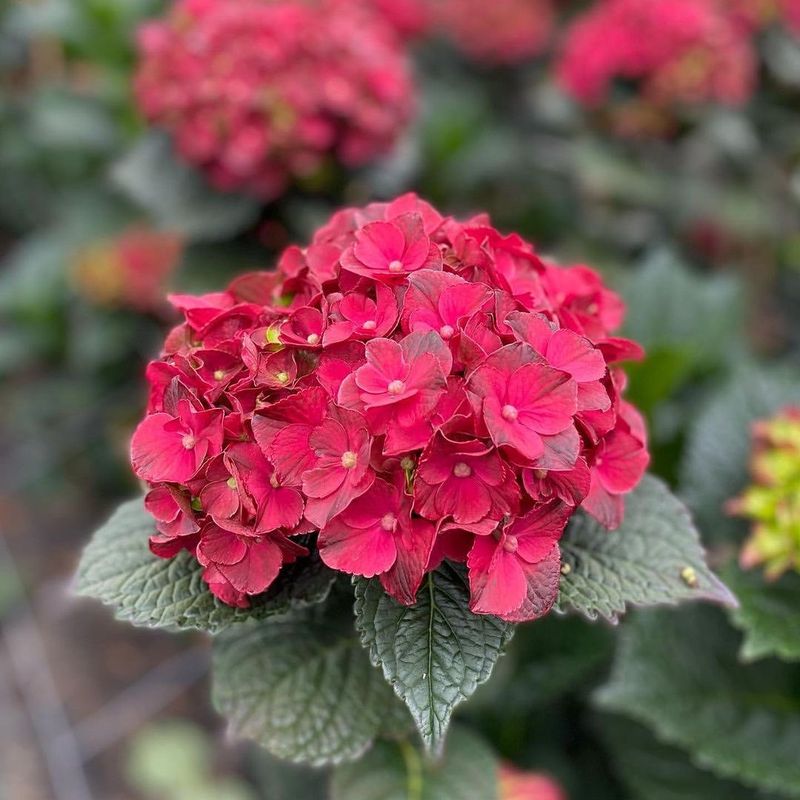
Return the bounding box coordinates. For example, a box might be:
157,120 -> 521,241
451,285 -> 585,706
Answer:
130,194 -> 649,619
556,0 -> 756,110
134,0 -> 415,200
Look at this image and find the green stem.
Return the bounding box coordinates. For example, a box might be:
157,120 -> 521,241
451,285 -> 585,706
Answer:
398,738 -> 424,800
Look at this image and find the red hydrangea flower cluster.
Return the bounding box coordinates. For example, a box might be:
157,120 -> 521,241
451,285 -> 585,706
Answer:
724,0 -> 800,34
367,0 -> 431,40
557,0 -> 756,109
134,0 -> 415,199
130,194 -> 649,620
432,0 -> 556,65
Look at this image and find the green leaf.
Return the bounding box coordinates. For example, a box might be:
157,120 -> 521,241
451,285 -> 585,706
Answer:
726,566 -> 800,663
680,364 -> 800,541
596,605 -> 800,797
621,249 -> 743,368
111,133 -> 260,241
76,498 -> 335,633
486,614 -> 614,712
330,727 -> 498,800
211,595 -> 395,766
354,564 -> 512,756
599,716 -> 782,800
557,474 -> 735,623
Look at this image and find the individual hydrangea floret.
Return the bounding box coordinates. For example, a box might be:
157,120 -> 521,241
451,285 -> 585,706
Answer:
432,0 -> 556,65
135,0 -> 415,199
556,0 -> 756,115
130,193 -> 649,619
728,407 -> 800,579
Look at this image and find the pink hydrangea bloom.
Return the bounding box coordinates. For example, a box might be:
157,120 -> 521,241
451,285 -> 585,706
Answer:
432,0 -> 556,65
135,0 -> 415,200
130,193 -> 648,614
557,0 -> 756,112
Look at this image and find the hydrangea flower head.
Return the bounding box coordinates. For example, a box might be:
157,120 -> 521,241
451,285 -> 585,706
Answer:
135,0 -> 415,199
729,408 -> 800,579
557,0 -> 756,117
130,193 -> 648,617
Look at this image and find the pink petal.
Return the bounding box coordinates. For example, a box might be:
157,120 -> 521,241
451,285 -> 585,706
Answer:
435,477 -> 492,524
499,545 -> 562,623
269,424 -> 315,486
577,380 -> 611,412
197,526 -> 247,566
597,430 -> 650,494
256,487 -> 304,532
508,364 -> 577,435
380,518 -> 436,605
483,397 -> 545,461
509,502 -> 571,564
303,470 -> 375,528
353,221 -> 406,268
467,535 -> 528,616
546,329 -> 606,382
130,413 -> 197,483
581,473 -> 625,530
318,522 -> 397,577
362,337 -> 406,384
438,283 -> 492,326
219,538 -> 283,595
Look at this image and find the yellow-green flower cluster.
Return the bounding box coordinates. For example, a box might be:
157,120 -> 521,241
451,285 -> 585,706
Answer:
730,408 -> 800,579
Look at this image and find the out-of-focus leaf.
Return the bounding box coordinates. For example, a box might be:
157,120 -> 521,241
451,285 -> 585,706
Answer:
621,249 -> 743,368
726,566 -> 800,663
599,715 -> 781,800
29,91 -> 119,154
596,605 -> 800,798
111,133 -> 260,241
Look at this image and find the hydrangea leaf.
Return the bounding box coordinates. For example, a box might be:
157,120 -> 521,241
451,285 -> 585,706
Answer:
76,498 -> 335,633
353,563 -> 513,756
330,726 -> 498,800
211,595 -> 395,767
621,249 -> 743,369
556,474 -> 735,623
111,132 -> 259,241
480,614 -> 614,712
680,364 -> 800,542
596,605 -> 800,797
599,716 -> 782,800
725,566 -> 800,663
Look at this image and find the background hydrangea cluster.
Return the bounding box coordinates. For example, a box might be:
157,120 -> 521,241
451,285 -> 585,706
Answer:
135,0 -> 415,198
131,194 -> 648,615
